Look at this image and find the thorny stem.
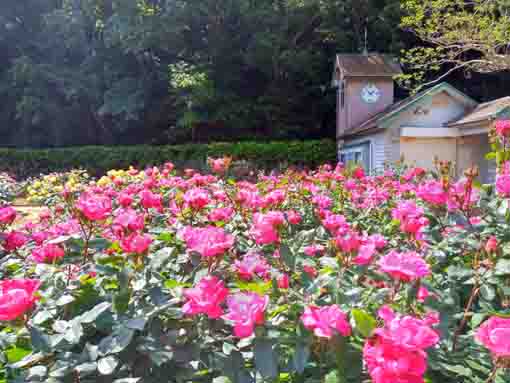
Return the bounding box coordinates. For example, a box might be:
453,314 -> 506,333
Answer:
485,365 -> 499,383
452,285 -> 480,352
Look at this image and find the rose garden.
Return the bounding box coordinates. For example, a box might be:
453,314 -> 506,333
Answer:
2,124 -> 510,383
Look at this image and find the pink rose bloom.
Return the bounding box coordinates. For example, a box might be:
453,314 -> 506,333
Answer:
234,252 -> 271,280
287,210 -> 302,225
0,279 -> 41,321
392,200 -> 428,236
354,243 -> 376,265
363,307 -> 439,383
32,231 -> 51,245
250,211 -> 285,245
475,316 -> 510,358
378,251 -> 430,282
139,189 -> 163,210
335,230 -> 362,253
495,119 -> 510,137
277,273 -> 290,289
304,244 -> 325,257
113,209 -> 145,232
311,194 -> 332,209
222,292 -> 269,338
322,214 -> 349,235
496,162 -> 510,197
303,265 -> 318,278
183,188 -> 210,210
0,206 -> 16,225
417,286 -> 432,303
485,236 -> 498,254
118,192 -> 134,207
363,338 -> 428,383
416,180 -> 448,205
76,193 -> 112,221
209,158 -> 230,174
179,226 -> 234,257
120,232 -> 153,254
182,276 -> 229,319
208,207 -> 234,223
263,189 -> 286,207
31,244 -> 65,264
3,231 -> 29,251
301,305 -> 352,339
376,306 -> 440,351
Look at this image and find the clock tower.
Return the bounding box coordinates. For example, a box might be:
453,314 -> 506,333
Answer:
333,54 -> 402,139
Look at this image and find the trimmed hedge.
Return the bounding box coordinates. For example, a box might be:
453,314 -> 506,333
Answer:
0,140 -> 337,178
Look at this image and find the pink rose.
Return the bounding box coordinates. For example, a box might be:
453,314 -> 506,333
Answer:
31,244 -> 65,264
485,236 -> 498,254
277,273 -> 290,289
139,189 -> 163,211
0,279 -> 41,321
3,231 -> 29,251
183,188 -> 210,210
301,305 -> 352,338
495,120 -> 510,137
208,207 -> 234,223
287,210 -> 302,225
304,244 -> 325,257
416,180 -> 448,205
179,226 -> 234,257
222,292 -> 269,338
234,252 -> 271,280
182,276 -> 229,319
0,206 -> 16,225
76,194 -> 112,221
378,251 -> 430,282
120,232 -> 153,254
476,316 -> 510,358
113,209 -> 145,232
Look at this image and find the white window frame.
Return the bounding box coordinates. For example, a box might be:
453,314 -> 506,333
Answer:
340,142 -> 372,173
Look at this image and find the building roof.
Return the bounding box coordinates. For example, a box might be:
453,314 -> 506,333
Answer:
448,96 -> 510,126
343,82 -> 478,137
335,54 -> 402,78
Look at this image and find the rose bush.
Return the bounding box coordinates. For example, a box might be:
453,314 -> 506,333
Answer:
1,127 -> 510,382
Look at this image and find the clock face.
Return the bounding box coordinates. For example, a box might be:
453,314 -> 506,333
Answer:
361,83 -> 381,104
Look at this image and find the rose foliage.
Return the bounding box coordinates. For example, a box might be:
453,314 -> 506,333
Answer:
1,135 -> 510,382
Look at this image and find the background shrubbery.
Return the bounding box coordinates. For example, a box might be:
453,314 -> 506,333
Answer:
0,140 -> 337,179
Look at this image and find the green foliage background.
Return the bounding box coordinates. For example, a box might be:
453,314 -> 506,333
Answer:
0,140 -> 337,178
0,0 -> 402,148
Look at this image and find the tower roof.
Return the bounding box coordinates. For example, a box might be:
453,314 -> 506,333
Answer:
335,54 -> 402,78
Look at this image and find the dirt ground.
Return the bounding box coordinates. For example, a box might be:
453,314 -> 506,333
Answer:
12,198 -> 45,226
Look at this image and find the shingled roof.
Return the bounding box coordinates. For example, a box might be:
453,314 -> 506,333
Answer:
448,97 -> 510,126
335,54 -> 402,78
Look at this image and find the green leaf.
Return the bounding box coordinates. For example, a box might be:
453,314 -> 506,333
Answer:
280,244 -> 296,271
5,346 -> 31,364
254,338 -> 278,380
480,285 -> 495,301
80,302 -> 111,324
495,259 -> 510,276
351,309 -> 377,338
236,280 -> 272,295
98,355 -> 119,375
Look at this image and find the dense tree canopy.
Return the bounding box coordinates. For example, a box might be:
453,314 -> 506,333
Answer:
2,0 -> 510,148
0,0 -> 403,147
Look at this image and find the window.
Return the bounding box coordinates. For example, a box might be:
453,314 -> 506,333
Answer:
340,142 -> 371,173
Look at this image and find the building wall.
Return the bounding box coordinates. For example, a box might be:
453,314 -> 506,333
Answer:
457,133 -> 493,183
338,78 -> 394,136
339,130 -> 393,172
400,137 -> 457,171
